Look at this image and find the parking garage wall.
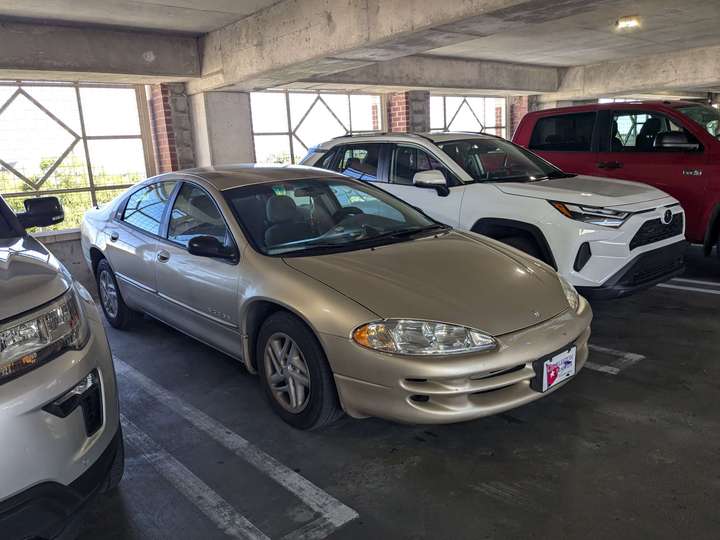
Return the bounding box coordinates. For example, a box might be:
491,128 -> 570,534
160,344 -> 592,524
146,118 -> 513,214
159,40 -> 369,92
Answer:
149,83 -> 195,173
388,91 -> 430,132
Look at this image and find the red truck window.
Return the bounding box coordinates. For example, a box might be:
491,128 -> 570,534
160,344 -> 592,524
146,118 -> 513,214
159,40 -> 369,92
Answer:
529,113 -> 596,152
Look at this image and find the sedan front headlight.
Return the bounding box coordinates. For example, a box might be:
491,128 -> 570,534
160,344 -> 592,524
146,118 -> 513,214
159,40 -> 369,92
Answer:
352,319 -> 496,356
0,286 -> 90,385
558,276 -> 580,312
550,201 -> 630,228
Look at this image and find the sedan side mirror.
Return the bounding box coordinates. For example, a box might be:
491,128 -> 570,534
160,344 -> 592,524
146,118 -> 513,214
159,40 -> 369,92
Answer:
654,132 -> 700,151
188,235 -> 238,261
16,197 -> 64,229
413,170 -> 449,197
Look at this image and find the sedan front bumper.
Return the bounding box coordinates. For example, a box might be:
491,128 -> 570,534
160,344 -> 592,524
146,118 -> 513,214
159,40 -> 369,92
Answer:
323,297 -> 592,424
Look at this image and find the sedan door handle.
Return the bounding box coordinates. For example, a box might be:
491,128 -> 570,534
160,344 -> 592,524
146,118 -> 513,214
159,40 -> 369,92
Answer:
109,231 -> 119,242
597,161 -> 623,170
157,250 -> 170,263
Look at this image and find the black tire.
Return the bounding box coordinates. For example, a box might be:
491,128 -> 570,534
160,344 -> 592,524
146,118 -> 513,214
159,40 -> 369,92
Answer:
501,235 -> 543,261
95,259 -> 134,329
257,312 -> 343,430
102,427 -> 125,493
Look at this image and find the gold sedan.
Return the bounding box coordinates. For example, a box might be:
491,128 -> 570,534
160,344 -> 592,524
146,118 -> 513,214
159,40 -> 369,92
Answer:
82,165 -> 591,429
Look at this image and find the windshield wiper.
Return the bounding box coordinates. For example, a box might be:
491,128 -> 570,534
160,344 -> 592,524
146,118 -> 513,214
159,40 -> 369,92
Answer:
531,171 -> 576,181
366,223 -> 450,242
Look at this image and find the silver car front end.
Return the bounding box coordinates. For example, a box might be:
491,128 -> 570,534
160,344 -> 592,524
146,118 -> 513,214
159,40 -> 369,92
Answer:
0,283 -> 121,538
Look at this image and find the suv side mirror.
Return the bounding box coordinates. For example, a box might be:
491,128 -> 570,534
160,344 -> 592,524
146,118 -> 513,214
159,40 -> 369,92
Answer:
654,132 -> 700,151
188,235 -> 238,261
413,170 -> 449,197
16,197 -> 64,229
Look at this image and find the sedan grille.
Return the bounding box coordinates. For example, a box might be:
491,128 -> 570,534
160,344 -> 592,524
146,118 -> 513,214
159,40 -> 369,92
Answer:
630,213 -> 683,250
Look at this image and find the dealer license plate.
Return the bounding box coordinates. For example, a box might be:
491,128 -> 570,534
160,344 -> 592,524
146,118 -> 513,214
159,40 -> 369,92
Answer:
532,346 -> 576,392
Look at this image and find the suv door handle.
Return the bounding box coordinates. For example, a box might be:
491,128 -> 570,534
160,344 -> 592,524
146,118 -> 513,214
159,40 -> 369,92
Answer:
597,161 -> 623,170
109,231 -> 119,242
157,250 -> 170,263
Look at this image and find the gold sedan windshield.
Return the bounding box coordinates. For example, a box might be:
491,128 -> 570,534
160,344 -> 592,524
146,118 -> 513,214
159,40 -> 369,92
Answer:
223,178 -> 444,256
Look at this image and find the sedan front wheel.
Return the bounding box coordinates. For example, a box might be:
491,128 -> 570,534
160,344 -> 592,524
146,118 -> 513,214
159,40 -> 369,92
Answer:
257,312 -> 343,430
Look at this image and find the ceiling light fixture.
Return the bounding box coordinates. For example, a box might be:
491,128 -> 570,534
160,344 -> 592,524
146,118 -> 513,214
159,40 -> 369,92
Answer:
616,15 -> 641,30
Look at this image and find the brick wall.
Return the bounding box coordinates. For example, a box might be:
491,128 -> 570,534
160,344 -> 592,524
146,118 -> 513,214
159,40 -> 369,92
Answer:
387,91 -> 430,133
149,83 -> 195,172
388,92 -> 410,132
509,96 -> 530,139
371,102 -> 379,131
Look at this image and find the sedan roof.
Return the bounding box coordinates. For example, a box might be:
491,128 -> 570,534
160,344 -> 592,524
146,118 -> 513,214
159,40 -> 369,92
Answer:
172,164 -> 347,191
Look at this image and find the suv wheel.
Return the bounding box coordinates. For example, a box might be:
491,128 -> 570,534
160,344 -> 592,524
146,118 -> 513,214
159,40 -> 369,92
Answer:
96,259 -> 135,329
257,312 -> 343,430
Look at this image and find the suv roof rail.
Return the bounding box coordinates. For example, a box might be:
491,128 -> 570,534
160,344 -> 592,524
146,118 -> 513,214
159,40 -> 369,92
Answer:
443,130 -> 504,140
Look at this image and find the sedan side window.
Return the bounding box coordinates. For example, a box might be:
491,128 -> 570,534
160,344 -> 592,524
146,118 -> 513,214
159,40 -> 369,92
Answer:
122,181 -> 176,235
167,184 -> 230,248
390,145 -> 456,186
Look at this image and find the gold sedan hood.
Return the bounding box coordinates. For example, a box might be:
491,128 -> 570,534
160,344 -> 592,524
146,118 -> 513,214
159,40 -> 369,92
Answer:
284,231 -> 569,336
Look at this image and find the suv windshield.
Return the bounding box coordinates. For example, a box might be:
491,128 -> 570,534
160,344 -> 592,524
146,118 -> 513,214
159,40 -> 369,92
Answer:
0,197 -> 22,239
223,177 -> 445,256
678,105 -> 720,138
436,138 -> 568,183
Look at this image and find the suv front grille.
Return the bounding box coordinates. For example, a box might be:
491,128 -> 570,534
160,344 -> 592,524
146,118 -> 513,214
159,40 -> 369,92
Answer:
630,213 -> 683,250
618,246 -> 685,287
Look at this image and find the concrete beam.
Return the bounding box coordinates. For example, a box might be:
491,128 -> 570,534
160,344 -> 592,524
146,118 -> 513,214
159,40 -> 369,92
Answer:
543,44 -> 720,102
0,20 -> 199,82
190,0 -> 550,93
301,55 -> 559,94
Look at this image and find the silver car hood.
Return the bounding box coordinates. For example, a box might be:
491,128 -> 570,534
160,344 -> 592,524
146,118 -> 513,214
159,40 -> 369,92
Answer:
494,175 -> 670,208
284,231 -> 569,337
0,236 -> 71,321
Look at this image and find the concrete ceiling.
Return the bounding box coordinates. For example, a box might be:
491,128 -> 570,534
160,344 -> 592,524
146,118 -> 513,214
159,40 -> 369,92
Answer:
0,0 -> 282,34
425,0 -> 720,66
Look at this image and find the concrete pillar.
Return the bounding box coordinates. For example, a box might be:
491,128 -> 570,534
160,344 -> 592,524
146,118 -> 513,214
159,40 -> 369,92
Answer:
387,91 -> 430,133
149,83 -> 195,172
190,91 -> 255,167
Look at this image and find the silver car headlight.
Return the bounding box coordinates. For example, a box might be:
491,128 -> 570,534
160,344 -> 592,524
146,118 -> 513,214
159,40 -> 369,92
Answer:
352,319 -> 496,356
0,285 -> 90,385
558,276 -> 580,312
550,201 -> 630,228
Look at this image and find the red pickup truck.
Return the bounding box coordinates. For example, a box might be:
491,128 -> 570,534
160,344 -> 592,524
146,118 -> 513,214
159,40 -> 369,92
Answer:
513,101 -> 720,256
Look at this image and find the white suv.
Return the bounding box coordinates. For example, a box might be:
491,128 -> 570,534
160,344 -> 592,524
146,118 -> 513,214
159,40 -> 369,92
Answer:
303,133 -> 687,299
1,196 -> 123,539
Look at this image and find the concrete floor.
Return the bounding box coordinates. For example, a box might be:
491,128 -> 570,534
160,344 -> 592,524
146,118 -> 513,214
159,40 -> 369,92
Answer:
78,246 -> 720,540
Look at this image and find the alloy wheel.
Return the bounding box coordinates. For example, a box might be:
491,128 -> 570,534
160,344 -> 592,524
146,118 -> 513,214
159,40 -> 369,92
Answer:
263,332 -> 312,413
98,269 -> 119,319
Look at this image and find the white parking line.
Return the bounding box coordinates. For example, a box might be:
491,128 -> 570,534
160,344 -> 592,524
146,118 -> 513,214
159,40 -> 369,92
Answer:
584,345 -> 645,375
657,283 -> 720,295
121,415 -> 269,540
115,358 -> 359,539
671,277 -> 720,288
583,361 -> 620,375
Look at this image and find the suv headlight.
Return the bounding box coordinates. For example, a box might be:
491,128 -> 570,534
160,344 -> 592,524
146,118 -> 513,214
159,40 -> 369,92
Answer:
558,276 -> 580,312
352,319 -> 496,356
0,286 -> 90,385
550,201 -> 630,228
